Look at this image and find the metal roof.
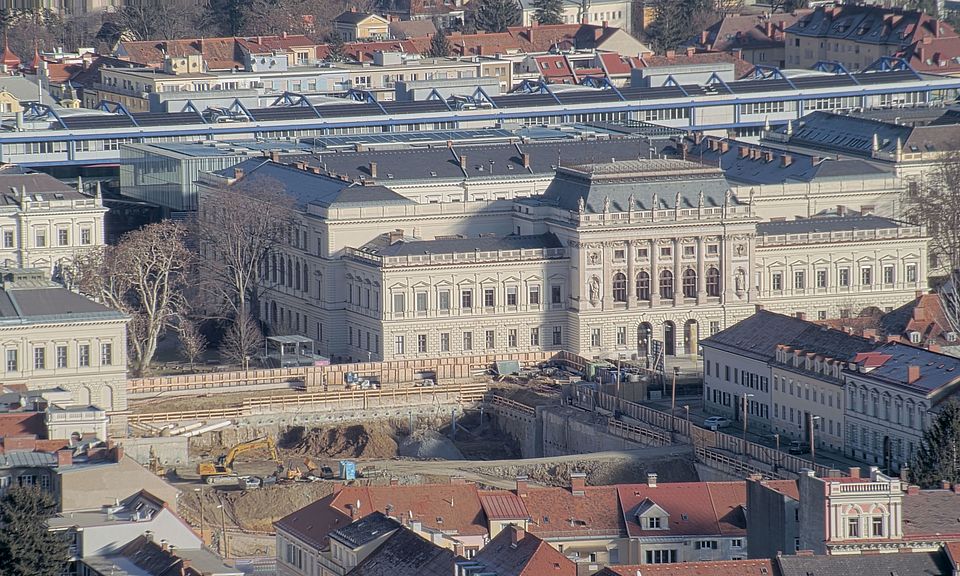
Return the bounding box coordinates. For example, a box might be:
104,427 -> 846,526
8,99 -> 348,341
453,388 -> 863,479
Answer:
365,233 -> 564,257
756,215 -> 906,235
0,450 -> 57,468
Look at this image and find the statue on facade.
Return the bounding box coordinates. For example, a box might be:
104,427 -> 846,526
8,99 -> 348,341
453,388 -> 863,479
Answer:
578,196 -> 585,213
603,195 -> 611,213
735,268 -> 746,295
589,276 -> 600,304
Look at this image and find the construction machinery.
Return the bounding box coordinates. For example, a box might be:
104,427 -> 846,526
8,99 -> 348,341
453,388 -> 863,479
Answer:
196,437 -> 280,485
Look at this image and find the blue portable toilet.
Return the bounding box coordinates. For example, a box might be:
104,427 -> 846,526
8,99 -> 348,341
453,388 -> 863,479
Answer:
339,460 -> 356,481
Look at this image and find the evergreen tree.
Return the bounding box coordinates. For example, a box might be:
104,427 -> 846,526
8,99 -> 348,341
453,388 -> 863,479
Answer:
428,27 -> 452,57
202,0 -> 252,36
473,0 -> 522,33
0,485 -> 69,576
532,0 -> 564,24
326,29 -> 346,62
645,0 -> 714,54
910,399 -> 960,487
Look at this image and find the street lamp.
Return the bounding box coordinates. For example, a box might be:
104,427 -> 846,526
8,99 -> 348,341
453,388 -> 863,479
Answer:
742,392 -> 755,459
683,405 -> 690,435
772,433 -> 780,472
193,487 -> 204,544
670,366 -> 680,431
809,414 -> 822,473
217,503 -> 228,559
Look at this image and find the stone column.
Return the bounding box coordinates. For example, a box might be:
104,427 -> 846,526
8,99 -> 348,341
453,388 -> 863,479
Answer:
602,243 -> 611,311
721,235 -> 733,304
696,236 -> 706,304
747,234 -> 757,303
672,238 -> 681,306
649,238 -> 658,308
626,240 -> 634,310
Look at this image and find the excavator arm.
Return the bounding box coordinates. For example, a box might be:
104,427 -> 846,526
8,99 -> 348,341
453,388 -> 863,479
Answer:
223,437 -> 280,469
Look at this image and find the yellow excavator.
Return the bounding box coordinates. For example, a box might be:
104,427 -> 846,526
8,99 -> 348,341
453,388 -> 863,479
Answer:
196,437 -> 280,485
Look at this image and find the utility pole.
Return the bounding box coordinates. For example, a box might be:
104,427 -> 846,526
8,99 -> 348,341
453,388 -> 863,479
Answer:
810,414 -> 821,473
742,392 -> 754,461
670,366 -> 680,439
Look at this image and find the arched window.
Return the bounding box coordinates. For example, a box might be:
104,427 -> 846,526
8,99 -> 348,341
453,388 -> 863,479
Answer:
287,257 -> 294,287
636,271 -> 650,300
271,253 -> 277,283
270,301 -> 278,323
706,267 -> 720,296
612,272 -> 627,302
294,261 -> 301,291
682,269 -> 697,298
659,270 -> 674,300
279,257 -> 286,285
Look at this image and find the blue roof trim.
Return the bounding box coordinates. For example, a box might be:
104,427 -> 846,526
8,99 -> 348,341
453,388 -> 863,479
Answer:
95,100 -> 139,127
864,56 -> 922,80
662,75 -> 690,97
22,102 -> 67,129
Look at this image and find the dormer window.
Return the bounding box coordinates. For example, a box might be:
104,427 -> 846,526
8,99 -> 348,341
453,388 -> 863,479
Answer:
646,516 -> 662,529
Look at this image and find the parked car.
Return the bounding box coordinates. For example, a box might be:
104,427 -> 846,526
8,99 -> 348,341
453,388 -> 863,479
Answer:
788,441 -> 810,455
320,466 -> 335,480
704,416 -> 731,431
238,475 -> 261,490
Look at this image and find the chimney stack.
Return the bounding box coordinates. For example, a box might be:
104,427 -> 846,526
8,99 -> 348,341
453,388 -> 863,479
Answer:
521,152 -> 530,169
907,365 -> 921,384
647,473 -> 658,487
389,477 -> 398,486
781,154 -> 793,167
160,539 -> 169,552
510,525 -> 526,547
369,161 -> 378,179
516,475 -> 529,497
700,30 -> 709,45
234,167 -> 244,179
686,46 -> 695,57
570,472 -> 586,496
270,151 -> 280,163
941,480 -> 951,490
849,466 -> 861,478
459,153 -> 468,171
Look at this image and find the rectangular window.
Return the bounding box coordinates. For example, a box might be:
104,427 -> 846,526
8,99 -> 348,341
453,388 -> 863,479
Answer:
529,286 -> 540,306
646,517 -> 661,529
417,334 -> 427,353
394,335 -> 405,355
5,349 -> 16,372
816,270 -> 827,288
56,345 -> 67,369
440,332 -> 450,352
80,228 -> 92,245
695,540 -> 718,550
483,288 -> 495,308
101,343 -> 113,366
552,326 -> 562,346
461,290 -> 473,309
839,268 -> 850,286
508,329 -> 517,347
33,347 -> 45,370
485,330 -> 495,349
883,266 -> 895,284
57,229 -> 69,246
617,326 -> 626,345
772,273 -> 783,291
415,292 -> 428,313
393,293 -> 405,313
506,286 -> 518,306
591,328 -> 601,347
463,331 -> 473,351
659,246 -> 672,258
848,517 -> 860,538
794,271 -> 805,289
710,321 -> 720,335
439,291 -> 450,311
551,285 -> 562,305
530,327 -> 540,346
2,230 -> 12,248
78,344 -> 89,367
906,264 -> 917,283
35,229 -> 46,248
645,549 -> 677,563
861,267 -> 872,286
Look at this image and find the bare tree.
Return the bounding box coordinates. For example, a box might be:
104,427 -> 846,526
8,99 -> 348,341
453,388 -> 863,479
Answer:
194,177 -> 295,352
72,221 -> 192,375
178,318 -> 208,369
221,312 -> 263,368
113,0 -> 204,41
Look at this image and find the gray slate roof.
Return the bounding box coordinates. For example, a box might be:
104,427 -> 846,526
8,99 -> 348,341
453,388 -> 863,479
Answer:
364,233 -> 563,257
331,511 -> 401,549
757,215 -> 907,235
541,159 -> 735,213
703,310 -> 875,362
0,173 -> 87,205
347,527 -> 457,576
777,549 -> 951,576
854,341 -> 960,394
0,280 -> 124,326
787,5 -> 932,44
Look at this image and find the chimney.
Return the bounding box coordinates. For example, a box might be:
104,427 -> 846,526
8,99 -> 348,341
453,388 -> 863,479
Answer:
160,539 -> 169,552
907,365 -> 921,384
521,152 -> 530,169
56,449 -> 73,467
602,20 -> 609,29
666,50 -> 676,58
796,550 -> 815,556
270,151 -> 281,163
369,161 -> 378,179
3,435 -> 37,451
836,204 -> 846,216
453,542 -> 465,557
765,20 -> 774,37
739,146 -> 750,158
350,501 -> 360,520
700,30 -> 709,45
387,229 -> 404,244
516,475 -> 529,497
144,530 -> 153,542
720,141 -> 729,153
686,46 -> 695,57
234,167 -> 244,179
389,477 -> 398,486
451,476 -> 466,484
781,154 -> 793,167
113,445 -> 124,463
459,153 -> 468,170
510,526 -> 526,547
647,473 -> 658,487
907,484 -> 920,495
763,150 -> 773,162
570,472 -> 586,496
862,328 -> 877,340
849,467 -> 861,478
941,480 -> 951,490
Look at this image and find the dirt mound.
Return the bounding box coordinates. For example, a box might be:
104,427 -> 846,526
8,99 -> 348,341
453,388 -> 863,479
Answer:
473,456 -> 698,487
398,430 -> 464,460
282,422 -> 399,459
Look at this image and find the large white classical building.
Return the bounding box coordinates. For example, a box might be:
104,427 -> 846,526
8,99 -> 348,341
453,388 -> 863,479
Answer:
197,128 -> 927,362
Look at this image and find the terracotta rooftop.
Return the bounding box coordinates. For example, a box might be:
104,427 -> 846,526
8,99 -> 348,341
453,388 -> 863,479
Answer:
618,481 -> 748,538
521,483 -> 625,539
902,488 -> 960,540
601,559 -> 777,575
470,525 -> 576,576
479,490 -> 529,520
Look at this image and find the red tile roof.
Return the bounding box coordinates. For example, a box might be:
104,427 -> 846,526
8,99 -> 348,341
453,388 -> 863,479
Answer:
472,526 -> 576,576
602,559 -> 776,575
118,37 -> 243,70
479,490 -> 529,520
1,37 -> 21,69
598,52 -> 634,76
902,488 -> 960,540
852,351 -> 893,367
275,482 -> 487,549
945,541 -> 960,568
762,479 -> 800,500
701,12 -> 811,52
618,482 -> 748,538
522,485 -> 624,538
235,34 -> 315,54
634,50 -> 754,79
0,412 -> 45,438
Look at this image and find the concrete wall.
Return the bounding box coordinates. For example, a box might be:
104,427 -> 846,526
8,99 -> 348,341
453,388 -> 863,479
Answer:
797,472 -> 826,554
747,477 -> 799,559
540,407 -> 643,457
116,436 -> 189,467
490,406 -> 540,459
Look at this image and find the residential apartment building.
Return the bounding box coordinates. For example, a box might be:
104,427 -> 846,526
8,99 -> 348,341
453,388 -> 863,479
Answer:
519,0 -> 633,32
784,5 -> 959,71
694,11 -> 812,68
0,268 -> 128,415
703,310 -> 874,434
845,343 -> 960,471
333,11 -> 391,41
0,172 -> 107,274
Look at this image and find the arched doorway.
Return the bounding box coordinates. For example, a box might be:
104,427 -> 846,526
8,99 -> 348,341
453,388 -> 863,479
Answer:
637,322 -> 652,358
684,319 -> 699,355
664,321 -> 676,356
